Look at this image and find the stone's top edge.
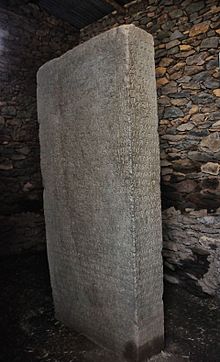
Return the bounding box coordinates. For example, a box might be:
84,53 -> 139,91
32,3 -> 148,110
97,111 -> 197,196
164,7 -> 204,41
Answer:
116,24 -> 154,44
37,25 -> 153,79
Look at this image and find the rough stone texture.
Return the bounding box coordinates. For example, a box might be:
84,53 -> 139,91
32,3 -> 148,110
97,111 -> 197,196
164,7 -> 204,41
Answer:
80,0 -> 220,298
0,1 -> 78,254
163,207 -> 220,297
2,0 -> 220,298
37,25 -> 164,361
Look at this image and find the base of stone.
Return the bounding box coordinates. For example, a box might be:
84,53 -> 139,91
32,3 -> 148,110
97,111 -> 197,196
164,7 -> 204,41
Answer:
55,309 -> 164,362
123,336 -> 164,362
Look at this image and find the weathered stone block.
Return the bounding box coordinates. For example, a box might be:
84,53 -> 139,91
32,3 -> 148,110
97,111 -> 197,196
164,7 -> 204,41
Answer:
37,25 -> 164,361
189,22 -> 210,37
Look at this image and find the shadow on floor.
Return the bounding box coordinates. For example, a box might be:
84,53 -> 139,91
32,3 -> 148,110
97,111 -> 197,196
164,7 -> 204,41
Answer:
0,251 -> 219,362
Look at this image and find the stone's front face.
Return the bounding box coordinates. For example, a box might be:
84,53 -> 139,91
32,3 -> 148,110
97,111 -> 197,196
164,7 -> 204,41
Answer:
37,25 -> 164,361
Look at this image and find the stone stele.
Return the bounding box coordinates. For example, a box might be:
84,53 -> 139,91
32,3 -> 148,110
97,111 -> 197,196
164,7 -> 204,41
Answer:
37,24 -> 164,362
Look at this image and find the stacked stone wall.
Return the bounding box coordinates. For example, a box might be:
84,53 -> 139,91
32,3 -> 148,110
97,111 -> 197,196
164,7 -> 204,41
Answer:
0,1 -> 78,254
1,0 -> 220,296
81,0 -> 220,296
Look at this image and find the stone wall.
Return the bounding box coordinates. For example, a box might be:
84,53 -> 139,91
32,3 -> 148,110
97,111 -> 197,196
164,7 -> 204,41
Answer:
0,1 -> 78,255
81,0 -> 220,296
163,207 -> 220,297
1,0 -> 220,297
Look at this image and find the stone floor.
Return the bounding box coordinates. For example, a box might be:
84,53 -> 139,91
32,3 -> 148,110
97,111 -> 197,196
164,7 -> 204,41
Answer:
0,251 -> 220,362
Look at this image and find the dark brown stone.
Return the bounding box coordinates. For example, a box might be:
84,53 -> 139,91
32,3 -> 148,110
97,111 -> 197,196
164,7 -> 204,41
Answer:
175,179 -> 197,193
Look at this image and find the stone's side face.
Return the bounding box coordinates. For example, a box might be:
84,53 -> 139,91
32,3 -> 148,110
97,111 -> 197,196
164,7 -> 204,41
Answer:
37,25 -> 164,361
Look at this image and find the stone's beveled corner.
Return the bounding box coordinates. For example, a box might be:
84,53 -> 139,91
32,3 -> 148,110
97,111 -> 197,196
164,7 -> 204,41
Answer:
37,24 -> 163,362
112,24 -> 154,45
37,24 -> 154,85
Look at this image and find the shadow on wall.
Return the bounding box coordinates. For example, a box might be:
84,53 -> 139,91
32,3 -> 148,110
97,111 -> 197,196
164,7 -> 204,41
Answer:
0,1 -> 79,255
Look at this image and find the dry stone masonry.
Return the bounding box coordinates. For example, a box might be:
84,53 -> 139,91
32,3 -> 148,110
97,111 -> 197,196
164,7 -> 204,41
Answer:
163,207 -> 220,297
81,0 -> 220,297
1,0 -> 220,298
37,25 -> 164,362
0,1 -> 78,254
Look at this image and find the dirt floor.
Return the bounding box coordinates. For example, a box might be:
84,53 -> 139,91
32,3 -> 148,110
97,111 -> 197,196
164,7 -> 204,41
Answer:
0,251 -> 220,362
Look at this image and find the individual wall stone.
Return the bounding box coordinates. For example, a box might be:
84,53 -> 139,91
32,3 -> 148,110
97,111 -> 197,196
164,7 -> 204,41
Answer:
0,1 -> 79,254
37,25 -> 164,361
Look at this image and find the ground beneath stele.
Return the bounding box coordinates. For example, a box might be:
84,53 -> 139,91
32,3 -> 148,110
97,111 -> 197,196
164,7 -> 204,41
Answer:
0,252 -> 219,362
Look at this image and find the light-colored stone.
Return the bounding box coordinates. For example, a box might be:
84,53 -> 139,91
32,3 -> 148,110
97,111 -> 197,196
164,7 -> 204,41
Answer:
189,22 -> 210,37
201,162 -> 220,175
37,25 -> 164,361
170,70 -> 183,80
213,89 -> 220,97
191,113 -> 205,125
189,105 -> 199,115
161,134 -> 186,142
186,52 -> 208,66
189,209 -> 207,217
170,98 -> 188,106
164,274 -> 180,285
170,29 -> 184,40
166,39 -> 180,50
180,44 -> 192,51
168,62 -> 185,74
159,58 -> 174,67
200,132 -> 220,153
156,66 -> 166,77
162,174 -> 171,182
177,122 -> 194,132
175,50 -> 196,58
158,96 -> 171,106
157,77 -> 169,86
211,120 -> 220,130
